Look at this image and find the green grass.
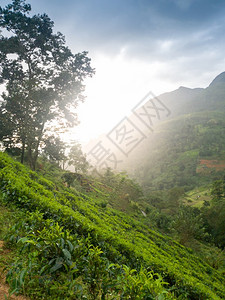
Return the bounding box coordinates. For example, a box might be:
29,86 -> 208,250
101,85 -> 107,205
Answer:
182,186 -> 211,207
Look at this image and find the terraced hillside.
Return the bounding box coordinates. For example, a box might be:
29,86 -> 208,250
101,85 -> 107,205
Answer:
0,152 -> 224,299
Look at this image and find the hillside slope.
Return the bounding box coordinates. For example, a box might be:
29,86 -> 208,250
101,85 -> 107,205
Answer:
0,152 -> 224,299
130,110 -> 225,191
119,72 -> 225,191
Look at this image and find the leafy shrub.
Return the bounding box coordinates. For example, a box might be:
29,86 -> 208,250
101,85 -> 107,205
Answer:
0,152 -> 225,299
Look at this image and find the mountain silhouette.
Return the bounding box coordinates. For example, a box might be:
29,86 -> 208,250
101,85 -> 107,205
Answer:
85,72 -> 225,186
120,72 -> 225,190
209,71 -> 225,87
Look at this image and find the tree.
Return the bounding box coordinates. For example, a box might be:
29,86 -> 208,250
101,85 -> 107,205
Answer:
172,206 -> 206,246
202,178 -> 225,248
43,135 -> 66,165
211,180 -> 225,202
0,109 -> 14,147
203,201 -> 225,248
68,142 -> 89,173
0,0 -> 94,169
166,187 -> 184,213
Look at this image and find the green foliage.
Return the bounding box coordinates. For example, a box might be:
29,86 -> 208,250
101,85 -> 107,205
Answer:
99,169 -> 143,212
165,187 -> 185,213
0,152 -> 224,299
4,213 -> 170,299
171,206 -> 207,246
131,111 -> 225,192
0,0 -> 94,169
119,266 -> 171,300
43,135 -> 66,164
211,179 -> 225,202
201,179 -> 225,248
68,142 -> 89,173
62,172 -> 76,188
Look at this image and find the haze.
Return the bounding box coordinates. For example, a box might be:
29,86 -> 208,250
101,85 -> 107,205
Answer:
1,0 -> 225,144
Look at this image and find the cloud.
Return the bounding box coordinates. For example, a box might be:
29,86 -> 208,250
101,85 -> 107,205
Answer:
1,0 -> 225,87
49,0 -> 224,74
1,0 -> 225,142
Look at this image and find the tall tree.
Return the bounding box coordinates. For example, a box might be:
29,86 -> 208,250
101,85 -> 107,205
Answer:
43,135 -> 66,165
68,142 -> 89,173
0,0 -> 94,169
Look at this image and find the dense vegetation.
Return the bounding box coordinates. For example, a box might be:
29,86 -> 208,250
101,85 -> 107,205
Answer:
131,110 -> 225,192
0,152 -> 224,299
0,0 -> 94,170
118,72 -> 225,195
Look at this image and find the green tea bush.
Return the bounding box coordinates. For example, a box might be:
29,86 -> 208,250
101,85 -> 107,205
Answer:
0,152 -> 224,299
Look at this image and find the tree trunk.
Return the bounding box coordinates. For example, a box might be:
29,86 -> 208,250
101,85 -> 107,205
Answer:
32,123 -> 45,170
21,140 -> 25,164
27,145 -> 33,170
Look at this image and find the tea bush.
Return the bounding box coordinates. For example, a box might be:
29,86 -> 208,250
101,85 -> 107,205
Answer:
0,152 -> 224,299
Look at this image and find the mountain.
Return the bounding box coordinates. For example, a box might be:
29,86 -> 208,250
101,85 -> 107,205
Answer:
114,72 -> 225,191
158,72 -> 225,116
84,72 -> 225,183
209,71 -> 225,87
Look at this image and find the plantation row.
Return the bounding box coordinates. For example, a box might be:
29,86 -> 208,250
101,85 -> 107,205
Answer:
0,152 -> 224,299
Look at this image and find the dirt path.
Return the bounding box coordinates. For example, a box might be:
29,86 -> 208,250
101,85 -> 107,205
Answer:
0,241 -> 29,300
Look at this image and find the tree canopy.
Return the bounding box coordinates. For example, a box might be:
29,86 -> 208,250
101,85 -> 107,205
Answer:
0,0 -> 94,169
68,142 -> 89,173
43,135 -> 66,165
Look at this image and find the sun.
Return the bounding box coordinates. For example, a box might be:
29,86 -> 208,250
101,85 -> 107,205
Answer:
65,52 -> 178,146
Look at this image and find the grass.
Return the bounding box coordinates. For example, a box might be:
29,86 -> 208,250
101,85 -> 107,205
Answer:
182,186 -> 211,207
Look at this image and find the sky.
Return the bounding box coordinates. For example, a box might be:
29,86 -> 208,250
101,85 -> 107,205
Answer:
1,0 -> 225,145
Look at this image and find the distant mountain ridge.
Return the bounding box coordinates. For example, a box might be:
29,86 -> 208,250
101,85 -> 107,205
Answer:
113,72 -> 225,191
209,71 -> 225,87
156,71 -> 225,118
85,72 -> 225,190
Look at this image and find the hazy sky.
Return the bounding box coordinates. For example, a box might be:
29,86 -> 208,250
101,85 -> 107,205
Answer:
1,0 -> 225,144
